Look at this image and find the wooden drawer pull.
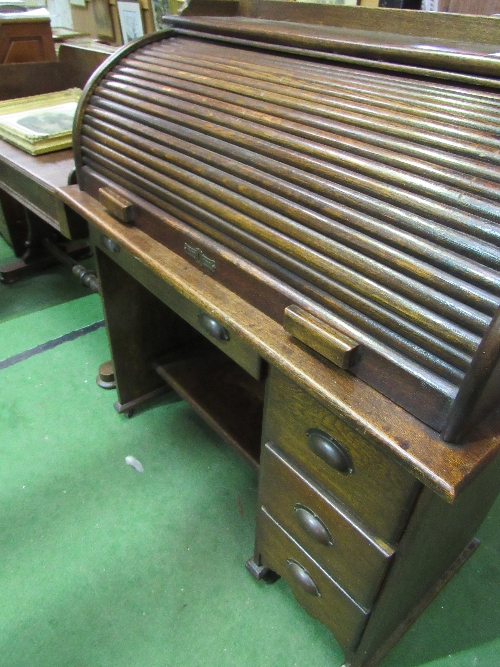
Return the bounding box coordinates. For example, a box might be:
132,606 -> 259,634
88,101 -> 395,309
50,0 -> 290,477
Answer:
198,312 -> 230,341
99,187 -> 135,224
283,305 -> 358,369
307,428 -> 354,474
287,559 -> 321,597
294,504 -> 333,546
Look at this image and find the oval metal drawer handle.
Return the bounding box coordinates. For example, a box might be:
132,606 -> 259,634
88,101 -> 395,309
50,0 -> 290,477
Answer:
198,312 -> 230,341
294,504 -> 333,546
101,235 -> 120,254
287,559 -> 321,597
306,428 -> 354,474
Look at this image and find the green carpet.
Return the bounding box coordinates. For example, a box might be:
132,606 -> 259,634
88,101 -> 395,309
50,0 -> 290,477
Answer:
0,293 -> 103,362
0,269 -> 499,667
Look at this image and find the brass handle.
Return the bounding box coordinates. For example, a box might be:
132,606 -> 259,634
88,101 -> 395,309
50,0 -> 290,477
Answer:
306,429 -> 354,474
287,560 -> 321,597
198,312 -> 230,341
294,505 -> 333,546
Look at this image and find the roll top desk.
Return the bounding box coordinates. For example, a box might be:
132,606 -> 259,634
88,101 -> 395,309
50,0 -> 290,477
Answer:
60,10 -> 500,666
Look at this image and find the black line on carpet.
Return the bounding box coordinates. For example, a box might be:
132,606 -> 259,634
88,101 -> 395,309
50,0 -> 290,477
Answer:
0,320 -> 105,371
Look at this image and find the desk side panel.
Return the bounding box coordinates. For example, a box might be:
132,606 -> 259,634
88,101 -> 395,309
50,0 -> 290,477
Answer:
349,453 -> 500,667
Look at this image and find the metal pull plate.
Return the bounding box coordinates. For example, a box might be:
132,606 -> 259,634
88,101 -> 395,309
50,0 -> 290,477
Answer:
287,559 -> 321,597
294,504 -> 333,546
101,235 -> 120,254
307,428 -> 354,474
198,312 -> 230,341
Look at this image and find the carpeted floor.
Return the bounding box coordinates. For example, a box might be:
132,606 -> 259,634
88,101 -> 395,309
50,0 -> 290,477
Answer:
1,235 -> 499,667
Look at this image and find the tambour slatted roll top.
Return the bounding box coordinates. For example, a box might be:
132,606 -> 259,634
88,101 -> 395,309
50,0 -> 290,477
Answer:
73,17 -> 500,442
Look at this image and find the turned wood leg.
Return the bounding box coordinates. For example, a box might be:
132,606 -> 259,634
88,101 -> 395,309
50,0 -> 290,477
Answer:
0,208 -> 91,284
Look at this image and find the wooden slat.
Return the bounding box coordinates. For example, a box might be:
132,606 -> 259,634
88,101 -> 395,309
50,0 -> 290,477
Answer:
76,34 -> 500,418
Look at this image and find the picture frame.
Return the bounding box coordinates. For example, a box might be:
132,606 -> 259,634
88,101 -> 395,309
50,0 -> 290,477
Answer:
0,88 -> 81,155
46,0 -> 74,28
117,0 -> 144,43
92,0 -> 115,40
150,0 -> 171,30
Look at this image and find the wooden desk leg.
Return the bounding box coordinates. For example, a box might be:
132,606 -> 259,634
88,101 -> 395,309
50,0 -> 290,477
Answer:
245,557 -> 278,582
0,190 -> 27,257
95,247 -> 198,415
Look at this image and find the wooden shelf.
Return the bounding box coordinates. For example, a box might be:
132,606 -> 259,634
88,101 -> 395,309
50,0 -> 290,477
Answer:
154,347 -> 265,468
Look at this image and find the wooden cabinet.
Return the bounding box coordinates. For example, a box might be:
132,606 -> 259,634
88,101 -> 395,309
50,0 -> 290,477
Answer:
257,441 -> 394,610
56,191 -> 500,667
257,505 -> 371,653
0,14 -> 56,64
255,369 -> 500,666
263,370 -> 421,544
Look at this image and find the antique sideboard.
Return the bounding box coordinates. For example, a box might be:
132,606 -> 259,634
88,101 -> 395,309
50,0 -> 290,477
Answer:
59,7 -> 500,666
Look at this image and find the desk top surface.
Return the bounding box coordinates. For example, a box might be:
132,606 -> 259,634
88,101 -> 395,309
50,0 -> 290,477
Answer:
0,138 -> 74,191
59,184 -> 500,503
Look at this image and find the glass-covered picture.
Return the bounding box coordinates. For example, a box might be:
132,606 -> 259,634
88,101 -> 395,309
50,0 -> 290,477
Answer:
117,1 -> 144,44
0,89 -> 81,155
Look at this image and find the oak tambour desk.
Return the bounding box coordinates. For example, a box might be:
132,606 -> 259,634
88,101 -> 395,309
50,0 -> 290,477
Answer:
60,10 -> 500,667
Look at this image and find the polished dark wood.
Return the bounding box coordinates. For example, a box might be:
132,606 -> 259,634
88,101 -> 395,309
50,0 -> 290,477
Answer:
72,19 -> 500,439
259,442 -> 394,609
0,189 -> 26,254
348,455 -> 500,666
57,187 -> 500,502
256,506 -> 370,654
283,305 -> 359,370
0,61 -> 61,102
59,12 -> 500,664
155,349 -> 264,468
0,140 -> 78,237
184,0 -> 500,46
263,367 -> 421,544
60,183 -> 500,667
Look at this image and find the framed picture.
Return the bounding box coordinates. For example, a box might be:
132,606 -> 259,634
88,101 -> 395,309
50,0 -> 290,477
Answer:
46,0 -> 74,28
0,89 -> 81,155
92,0 -> 114,40
150,0 -> 171,30
117,0 -> 144,43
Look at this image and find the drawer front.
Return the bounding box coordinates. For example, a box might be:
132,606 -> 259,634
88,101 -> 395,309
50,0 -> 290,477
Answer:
96,231 -> 263,380
167,291 -> 263,380
0,162 -> 67,234
259,442 -> 394,609
256,506 -> 369,653
263,369 -> 421,543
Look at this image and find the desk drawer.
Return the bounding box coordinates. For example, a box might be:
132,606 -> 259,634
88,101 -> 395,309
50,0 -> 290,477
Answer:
96,231 -> 263,380
259,442 -> 393,609
256,506 -> 369,653
164,290 -> 263,381
263,369 -> 421,544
